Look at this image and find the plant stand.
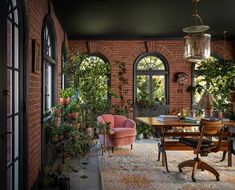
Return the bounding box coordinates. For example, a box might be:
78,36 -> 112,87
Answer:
101,133 -> 112,157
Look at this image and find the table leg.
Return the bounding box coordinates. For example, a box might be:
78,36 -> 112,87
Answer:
228,132 -> 232,166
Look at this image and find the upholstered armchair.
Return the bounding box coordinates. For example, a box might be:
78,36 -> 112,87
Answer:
97,114 -> 137,152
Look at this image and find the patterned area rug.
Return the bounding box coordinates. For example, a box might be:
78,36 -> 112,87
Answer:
100,139 -> 235,190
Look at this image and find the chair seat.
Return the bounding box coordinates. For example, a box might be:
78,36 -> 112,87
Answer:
179,137 -> 214,148
110,128 -> 136,138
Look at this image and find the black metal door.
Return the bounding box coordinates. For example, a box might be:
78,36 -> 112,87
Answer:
0,0 -> 25,189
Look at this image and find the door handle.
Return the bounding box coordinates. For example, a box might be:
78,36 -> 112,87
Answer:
1,130 -> 14,139
2,89 -> 10,96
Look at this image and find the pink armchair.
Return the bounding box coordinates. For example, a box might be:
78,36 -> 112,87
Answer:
97,114 -> 136,152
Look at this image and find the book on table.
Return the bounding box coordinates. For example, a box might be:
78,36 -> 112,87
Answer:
185,116 -> 201,124
157,115 -> 179,121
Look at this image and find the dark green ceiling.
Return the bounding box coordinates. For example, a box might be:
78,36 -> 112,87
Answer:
51,0 -> 235,40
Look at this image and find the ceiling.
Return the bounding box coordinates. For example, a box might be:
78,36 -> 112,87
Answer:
51,0 -> 235,40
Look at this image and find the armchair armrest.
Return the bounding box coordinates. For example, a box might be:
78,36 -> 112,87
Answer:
125,119 -> 136,129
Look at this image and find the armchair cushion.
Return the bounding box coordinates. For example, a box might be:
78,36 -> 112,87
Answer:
100,114 -> 115,128
110,128 -> 136,138
114,115 -> 127,128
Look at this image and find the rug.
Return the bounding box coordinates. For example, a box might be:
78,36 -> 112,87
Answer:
100,139 -> 235,190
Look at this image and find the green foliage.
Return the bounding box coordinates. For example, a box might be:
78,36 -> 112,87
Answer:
63,53 -> 112,128
136,122 -> 154,138
112,61 -> 132,116
61,87 -> 74,98
65,101 -> 80,114
193,58 -> 235,111
41,166 -> 60,188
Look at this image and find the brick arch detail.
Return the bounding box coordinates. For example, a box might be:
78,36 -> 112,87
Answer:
88,41 -> 117,62
127,41 -> 176,65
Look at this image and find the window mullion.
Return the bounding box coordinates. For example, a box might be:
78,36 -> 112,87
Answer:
149,73 -> 153,102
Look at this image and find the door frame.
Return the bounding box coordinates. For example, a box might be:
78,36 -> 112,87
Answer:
0,0 -> 28,189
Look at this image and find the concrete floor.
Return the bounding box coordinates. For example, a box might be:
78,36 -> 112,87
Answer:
69,152 -> 102,190
40,150 -> 102,190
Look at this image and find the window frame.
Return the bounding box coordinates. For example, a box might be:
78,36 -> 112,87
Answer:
134,52 -> 170,105
42,17 -> 57,119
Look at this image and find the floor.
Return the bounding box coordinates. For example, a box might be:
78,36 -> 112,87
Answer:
40,150 -> 102,190
69,151 -> 102,190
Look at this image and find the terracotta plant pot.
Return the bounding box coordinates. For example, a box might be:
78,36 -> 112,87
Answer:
59,97 -> 71,105
68,112 -> 79,119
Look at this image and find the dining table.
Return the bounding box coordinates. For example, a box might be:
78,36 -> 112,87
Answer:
136,117 -> 235,172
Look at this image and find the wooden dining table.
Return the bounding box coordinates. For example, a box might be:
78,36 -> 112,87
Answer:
136,117 -> 235,172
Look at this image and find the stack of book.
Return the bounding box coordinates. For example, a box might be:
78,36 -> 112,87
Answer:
157,115 -> 179,121
185,116 -> 201,124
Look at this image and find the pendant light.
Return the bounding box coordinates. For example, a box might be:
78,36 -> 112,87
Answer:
183,0 -> 211,62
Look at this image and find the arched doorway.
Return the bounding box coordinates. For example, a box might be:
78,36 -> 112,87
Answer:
0,0 -> 27,189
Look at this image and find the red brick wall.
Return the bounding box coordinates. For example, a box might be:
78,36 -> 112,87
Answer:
68,40 -> 235,117
28,0 -> 66,188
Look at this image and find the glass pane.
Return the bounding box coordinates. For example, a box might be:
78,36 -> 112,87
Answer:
14,27 -> 19,69
153,75 -> 165,103
137,75 -> 150,103
14,116 -> 19,158
194,75 -> 206,104
14,71 -> 19,113
14,161 -> 19,190
12,0 -> 16,7
7,20 -> 12,67
137,56 -> 165,70
7,167 -> 12,190
7,69 -> 13,116
14,9 -> 18,25
7,118 -> 12,163
45,64 -> 52,111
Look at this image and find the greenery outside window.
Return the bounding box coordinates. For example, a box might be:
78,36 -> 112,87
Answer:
192,56 -> 219,104
135,53 -> 169,106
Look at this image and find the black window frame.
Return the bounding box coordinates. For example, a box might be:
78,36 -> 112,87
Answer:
134,52 -> 170,105
41,16 -> 57,120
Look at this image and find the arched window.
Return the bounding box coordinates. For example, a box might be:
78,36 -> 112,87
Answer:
42,18 -> 57,117
135,53 -> 169,105
61,42 -> 67,89
134,53 -> 169,116
79,55 -> 110,103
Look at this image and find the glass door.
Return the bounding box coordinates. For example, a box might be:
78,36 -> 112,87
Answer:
0,0 -> 24,189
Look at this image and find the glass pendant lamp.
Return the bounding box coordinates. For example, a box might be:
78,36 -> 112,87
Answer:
183,0 -> 211,62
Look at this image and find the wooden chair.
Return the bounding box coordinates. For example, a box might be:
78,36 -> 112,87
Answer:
178,119 -> 225,182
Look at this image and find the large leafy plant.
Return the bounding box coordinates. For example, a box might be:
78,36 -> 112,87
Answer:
192,58 -> 235,111
64,53 -> 112,128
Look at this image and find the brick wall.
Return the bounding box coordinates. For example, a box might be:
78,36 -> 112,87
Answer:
68,40 -> 235,117
28,0 -> 65,188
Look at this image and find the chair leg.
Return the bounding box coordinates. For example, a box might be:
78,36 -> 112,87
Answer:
157,142 -> 161,161
220,151 -> 227,162
198,161 -> 220,181
178,159 -> 196,172
191,161 -> 198,182
131,144 -> 133,150
163,150 -> 169,173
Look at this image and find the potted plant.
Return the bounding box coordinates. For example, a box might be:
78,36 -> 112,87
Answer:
41,166 -> 60,188
60,88 -> 74,105
58,173 -> 70,190
136,123 -> 145,140
65,101 -> 80,119
192,58 -> 235,115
